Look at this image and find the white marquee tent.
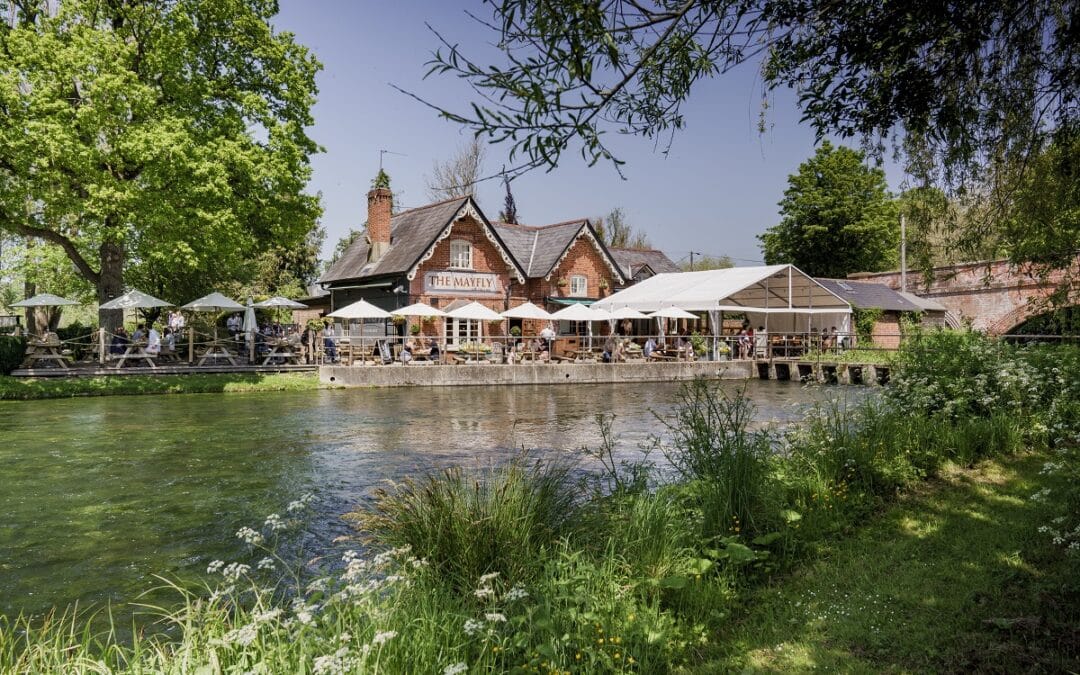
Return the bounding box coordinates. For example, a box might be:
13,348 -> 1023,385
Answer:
593,265 -> 852,334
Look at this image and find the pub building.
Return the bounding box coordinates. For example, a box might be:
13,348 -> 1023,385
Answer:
318,184 -> 675,356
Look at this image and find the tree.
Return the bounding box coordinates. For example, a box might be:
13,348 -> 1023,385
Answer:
593,208 -> 650,249
426,138 -> 486,201
0,0 -> 322,330
327,228 -> 365,269
759,142 -> 898,277
416,1 -> 1076,266
498,174 -> 519,224
680,254 -> 734,272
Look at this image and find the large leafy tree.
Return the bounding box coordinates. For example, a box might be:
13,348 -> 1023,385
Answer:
0,0 -> 322,329
593,207 -> 650,249
416,0 -> 1077,268
759,142 -> 898,277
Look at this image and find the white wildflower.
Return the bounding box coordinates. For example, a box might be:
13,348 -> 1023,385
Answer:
473,587 -> 495,600
296,610 -> 315,626
206,560 -> 225,574
478,571 -> 500,585
443,663 -> 469,675
463,619 -> 484,636
253,608 -> 282,624
222,623 -> 258,646
372,630 -> 397,645
257,557 -> 276,571
236,526 -> 264,545
505,584 -> 529,601
265,513 -> 287,532
484,612 -> 507,623
222,562 -> 251,582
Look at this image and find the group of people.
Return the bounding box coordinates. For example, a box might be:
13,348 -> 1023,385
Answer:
108,322 -> 177,357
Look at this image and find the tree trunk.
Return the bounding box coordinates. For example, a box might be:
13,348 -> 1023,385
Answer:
98,241 -> 124,332
23,280 -> 39,335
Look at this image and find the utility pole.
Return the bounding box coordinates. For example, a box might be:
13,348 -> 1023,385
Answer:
689,251 -> 700,271
900,214 -> 907,293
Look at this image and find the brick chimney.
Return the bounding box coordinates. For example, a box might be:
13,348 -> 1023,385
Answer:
367,187 -> 392,262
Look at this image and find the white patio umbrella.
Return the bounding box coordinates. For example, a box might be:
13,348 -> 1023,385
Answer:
550,304 -> 610,349
326,299 -> 391,320
646,306 -> 699,320
446,301 -> 503,321
181,292 -> 245,343
549,303 -> 611,322
100,289 -> 172,310
500,301 -> 553,320
11,293 -> 80,308
243,297 -> 258,362
390,302 -> 446,318
608,306 -> 649,320
253,296 -> 308,310
181,292 -> 245,312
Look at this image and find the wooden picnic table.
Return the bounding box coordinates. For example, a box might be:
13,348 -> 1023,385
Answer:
262,340 -> 301,365
113,341 -> 156,369
197,341 -> 238,366
566,348 -> 600,362
22,340 -> 71,369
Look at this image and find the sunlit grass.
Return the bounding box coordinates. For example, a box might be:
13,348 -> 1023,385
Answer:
0,372 -> 326,400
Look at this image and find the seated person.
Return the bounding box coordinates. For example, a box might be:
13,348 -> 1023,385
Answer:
146,324 -> 161,355
132,323 -> 147,343
643,336 -> 656,359
427,338 -> 441,362
401,339 -> 414,364
162,327 -> 177,354
323,332 -> 338,363
110,327 -> 130,355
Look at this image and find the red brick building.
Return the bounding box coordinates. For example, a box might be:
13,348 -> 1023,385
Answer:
318,189 -> 664,349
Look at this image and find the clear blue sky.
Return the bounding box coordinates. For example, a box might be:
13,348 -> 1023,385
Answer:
274,1 -> 906,267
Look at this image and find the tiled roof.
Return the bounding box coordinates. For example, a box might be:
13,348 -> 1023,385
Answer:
816,278 -> 925,312
492,220 -> 589,278
609,248 -> 681,278
319,197 -> 471,284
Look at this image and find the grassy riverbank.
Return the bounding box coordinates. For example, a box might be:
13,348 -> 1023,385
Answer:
1,331 -> 1077,673
0,371 -> 324,400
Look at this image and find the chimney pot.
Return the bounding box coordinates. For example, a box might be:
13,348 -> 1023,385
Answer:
367,187 -> 392,261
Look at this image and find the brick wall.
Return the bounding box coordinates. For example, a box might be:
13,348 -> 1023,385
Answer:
530,235 -> 618,302
871,313 -> 902,349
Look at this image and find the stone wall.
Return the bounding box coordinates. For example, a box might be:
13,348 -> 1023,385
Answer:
321,361 -> 752,388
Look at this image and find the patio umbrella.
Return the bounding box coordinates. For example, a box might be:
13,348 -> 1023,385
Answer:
253,296 -> 308,310
550,304 -> 610,349
446,301 -> 503,321
243,297 -> 258,362
390,302 -> 446,318
500,301 -> 553,320
181,292 -> 245,312
646,306 -> 699,320
11,293 -> 80,308
181,292 -> 245,342
100,289 -> 172,311
326,299 -> 391,320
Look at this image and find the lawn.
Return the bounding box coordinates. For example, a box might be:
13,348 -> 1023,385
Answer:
703,451 -> 1080,673
0,371 -> 325,400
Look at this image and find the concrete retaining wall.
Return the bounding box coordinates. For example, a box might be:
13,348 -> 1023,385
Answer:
320,361 -> 753,388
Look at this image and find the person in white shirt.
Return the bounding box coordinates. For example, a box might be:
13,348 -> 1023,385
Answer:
539,322 -> 556,353
146,324 -> 161,355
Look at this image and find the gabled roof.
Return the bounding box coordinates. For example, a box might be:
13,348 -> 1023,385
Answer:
609,248 -> 681,278
319,196 -> 526,285
816,279 -> 926,312
491,219 -> 625,283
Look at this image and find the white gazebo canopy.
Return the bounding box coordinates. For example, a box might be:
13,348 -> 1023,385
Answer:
593,264 -> 851,333
446,301 -> 503,321
327,299 -> 391,320
500,301 -> 553,320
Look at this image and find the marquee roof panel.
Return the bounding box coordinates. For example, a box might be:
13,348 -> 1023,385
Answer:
592,265 -> 850,313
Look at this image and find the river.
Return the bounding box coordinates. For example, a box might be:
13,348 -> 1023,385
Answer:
0,380 -> 845,620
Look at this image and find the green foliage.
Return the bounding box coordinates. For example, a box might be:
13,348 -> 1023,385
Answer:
852,307 -> 883,345
0,372 -> 322,400
759,142 -> 899,276
0,336 -> 27,375
353,460 -> 578,590
681,254 -> 734,271
372,169 -> 392,189
593,207 -> 650,250
0,0 -> 323,323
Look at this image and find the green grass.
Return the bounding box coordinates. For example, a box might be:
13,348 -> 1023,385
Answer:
0,372 -> 326,400
703,452 -> 1080,673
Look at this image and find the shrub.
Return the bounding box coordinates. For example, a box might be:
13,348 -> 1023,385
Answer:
353,459 -> 578,590
654,380 -> 776,538
0,335 -> 27,375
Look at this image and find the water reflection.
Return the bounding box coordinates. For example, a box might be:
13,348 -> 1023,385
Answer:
0,380 -> 851,619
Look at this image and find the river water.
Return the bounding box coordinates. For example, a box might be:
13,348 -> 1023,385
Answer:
0,380 -> 843,620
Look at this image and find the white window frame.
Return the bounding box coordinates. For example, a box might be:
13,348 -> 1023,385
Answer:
445,317 -> 481,348
569,275 -> 588,297
449,240 -> 473,270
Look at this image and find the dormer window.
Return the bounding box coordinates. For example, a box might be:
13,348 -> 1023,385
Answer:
569,275 -> 588,297
450,240 -> 473,269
